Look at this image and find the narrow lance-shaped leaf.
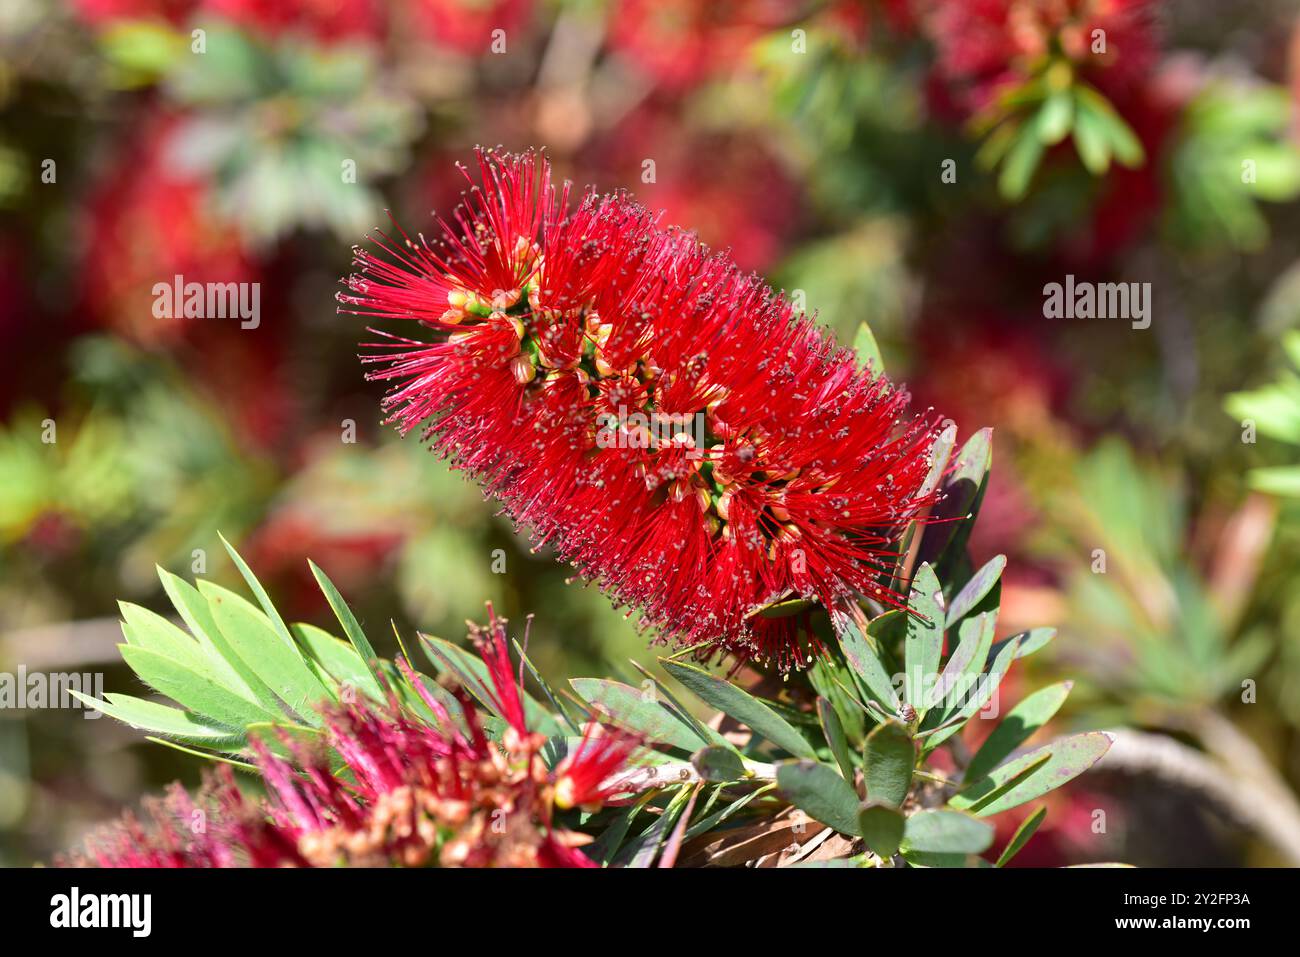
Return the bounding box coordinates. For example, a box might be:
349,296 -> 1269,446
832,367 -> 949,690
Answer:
852,321 -> 884,378
817,697 -> 855,781
926,631 -> 1018,749
951,731 -> 1113,817
219,533 -> 296,650
628,659 -> 732,749
926,427 -> 992,574
904,563 -> 945,715
992,627 -> 1056,661
291,623 -> 384,703
569,677 -> 709,753
157,568 -> 282,715
830,602 -> 900,711
309,559 -> 385,695
964,681 -> 1072,784
925,611 -> 995,725
198,582 -> 332,726
945,554 -> 1006,627
70,691 -> 243,747
893,426 -> 956,589
661,659 -> 815,758
118,644 -> 277,731
996,806 -> 1047,867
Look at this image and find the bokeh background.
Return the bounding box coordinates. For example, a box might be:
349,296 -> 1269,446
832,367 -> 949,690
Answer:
3,0 -> 1300,866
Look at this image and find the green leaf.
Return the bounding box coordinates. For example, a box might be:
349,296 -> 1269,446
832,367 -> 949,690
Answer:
628,659 -> 731,749
1248,465 -> 1300,497
926,611 -> 995,728
118,602 -> 208,674
291,623 -> 384,702
831,604 -> 901,711
588,795 -> 652,866
926,631 -> 1018,749
617,787 -> 692,868
119,644 -> 275,731
864,720 -> 914,807
570,678 -> 709,752
157,568 -> 281,714
219,533 -> 296,650
999,128 -> 1045,199
996,806 -> 1047,867
852,321 -> 884,378
519,639 -> 583,736
808,657 -> 866,746
964,681 -> 1073,783
951,731 -> 1113,816
1077,85 -> 1144,168
902,809 -> 994,854
776,759 -> 862,836
1073,92 -> 1113,174
817,697 -> 855,781
991,627 -> 1055,661
692,745 -> 748,782
1037,90 -> 1074,145
859,802 -> 905,859
308,559 -> 385,694
944,555 -> 1006,627
198,582 -> 332,725
904,563 -> 944,713
70,691 -> 242,746
661,659 -> 815,758
925,428 -> 992,574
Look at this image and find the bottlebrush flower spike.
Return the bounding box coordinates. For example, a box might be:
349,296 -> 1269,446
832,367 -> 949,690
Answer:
342,148 -> 944,670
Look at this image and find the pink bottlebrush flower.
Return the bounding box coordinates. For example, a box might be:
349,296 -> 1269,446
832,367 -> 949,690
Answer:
469,606 -> 531,739
342,149 -> 943,670
66,616 -> 637,868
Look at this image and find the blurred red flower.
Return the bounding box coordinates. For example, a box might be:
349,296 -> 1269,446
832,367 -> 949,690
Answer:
917,0 -> 1160,117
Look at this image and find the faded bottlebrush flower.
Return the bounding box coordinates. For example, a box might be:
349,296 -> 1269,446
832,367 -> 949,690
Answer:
65,616 -> 638,868
342,149 -> 943,670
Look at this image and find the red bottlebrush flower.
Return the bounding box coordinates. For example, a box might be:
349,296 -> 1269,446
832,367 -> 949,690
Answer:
342,149 -> 944,670
553,719 -> 643,811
